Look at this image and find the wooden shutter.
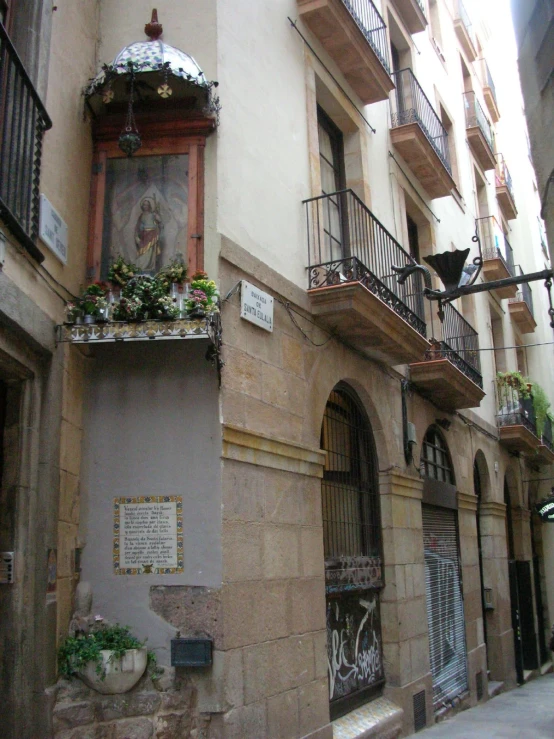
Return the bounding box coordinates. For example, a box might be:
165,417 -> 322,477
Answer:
422,505 -> 468,708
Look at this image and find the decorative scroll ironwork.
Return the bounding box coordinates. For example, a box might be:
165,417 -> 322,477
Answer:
391,69 -> 452,175
304,189 -> 427,338
342,0 -> 391,75
0,21 -> 52,262
57,314 -> 223,380
496,379 -> 538,437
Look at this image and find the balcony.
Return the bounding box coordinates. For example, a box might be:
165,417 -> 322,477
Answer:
477,216 -> 517,299
297,0 -> 394,104
304,189 -> 430,365
496,154 -> 518,220
479,59 -> 500,123
390,0 -> 427,35
454,0 -> 477,62
410,302 -> 484,411
0,21 -> 52,262
497,380 -> 541,455
464,92 -> 496,171
390,69 -> 455,199
509,273 -> 536,334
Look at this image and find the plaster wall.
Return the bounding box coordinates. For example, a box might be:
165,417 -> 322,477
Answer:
80,340 -> 221,665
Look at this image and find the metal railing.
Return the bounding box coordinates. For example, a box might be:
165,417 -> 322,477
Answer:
456,0 -> 477,51
542,415 -> 553,451
496,378 -> 538,436
304,188 -> 426,337
391,68 -> 452,175
343,0 -> 391,75
495,153 -> 516,204
436,302 -> 482,387
463,91 -> 495,154
476,216 -> 515,276
481,59 -> 498,107
0,21 -> 51,259
509,266 -> 534,316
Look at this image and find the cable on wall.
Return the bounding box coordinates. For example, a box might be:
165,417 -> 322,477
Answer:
287,17 -> 377,134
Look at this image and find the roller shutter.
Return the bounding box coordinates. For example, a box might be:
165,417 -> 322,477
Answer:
422,504 -> 468,709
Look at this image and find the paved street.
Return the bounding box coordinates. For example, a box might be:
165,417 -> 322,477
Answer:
412,673 -> 554,738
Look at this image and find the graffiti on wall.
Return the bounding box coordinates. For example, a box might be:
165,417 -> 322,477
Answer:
325,555 -> 382,593
326,591 -> 384,701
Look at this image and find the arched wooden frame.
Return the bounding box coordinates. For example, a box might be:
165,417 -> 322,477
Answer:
421,425 -> 455,485
87,112 -> 215,281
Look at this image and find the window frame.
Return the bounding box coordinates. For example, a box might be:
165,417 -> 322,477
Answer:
87,113 -> 213,282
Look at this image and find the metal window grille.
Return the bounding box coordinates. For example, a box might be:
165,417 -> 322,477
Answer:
0,20 -> 51,261
413,690 -> 426,732
321,386 -> 381,559
421,428 -> 455,484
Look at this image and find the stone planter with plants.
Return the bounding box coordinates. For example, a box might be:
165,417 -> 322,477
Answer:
58,621 -> 152,695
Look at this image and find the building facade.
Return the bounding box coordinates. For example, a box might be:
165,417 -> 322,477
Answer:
0,1 -> 553,738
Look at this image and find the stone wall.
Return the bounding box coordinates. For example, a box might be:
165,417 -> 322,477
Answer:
52,668 -> 203,739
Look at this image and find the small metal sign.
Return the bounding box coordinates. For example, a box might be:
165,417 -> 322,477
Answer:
39,194 -> 68,264
240,281 -> 274,332
171,638 -> 213,667
536,495 -> 554,522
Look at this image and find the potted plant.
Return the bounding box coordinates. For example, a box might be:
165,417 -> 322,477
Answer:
81,282 -> 109,324
186,271 -> 219,318
108,256 -> 138,292
112,295 -> 142,322
158,257 -> 188,317
58,621 -> 149,695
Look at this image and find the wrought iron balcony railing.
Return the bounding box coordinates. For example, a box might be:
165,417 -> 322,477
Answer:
343,0 -> 391,75
496,378 -> 538,436
304,188 -> 426,337
437,302 -> 482,387
495,154 -> 515,203
477,216 -> 515,276
456,0 -> 477,50
542,415 -> 553,451
391,68 -> 452,175
463,91 -> 495,154
0,21 -> 52,262
482,59 -> 497,105
510,266 -> 534,316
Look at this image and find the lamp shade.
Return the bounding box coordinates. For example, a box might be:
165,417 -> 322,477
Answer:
423,249 -> 470,293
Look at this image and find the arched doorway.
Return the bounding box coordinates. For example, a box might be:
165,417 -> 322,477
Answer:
421,426 -> 468,709
320,383 -> 384,718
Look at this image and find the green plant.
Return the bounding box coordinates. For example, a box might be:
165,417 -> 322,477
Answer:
58,624 -> 145,680
81,282 -> 108,317
496,371 -> 531,399
108,256 -> 138,287
158,256 -> 188,287
531,382 -> 551,438
186,271 -> 219,315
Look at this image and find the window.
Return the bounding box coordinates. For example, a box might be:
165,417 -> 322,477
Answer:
440,105 -> 459,187
317,106 -> 347,263
0,1 -> 51,260
321,384 -> 384,718
421,427 -> 454,483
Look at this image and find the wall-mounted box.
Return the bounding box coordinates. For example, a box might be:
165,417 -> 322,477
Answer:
171,638 -> 213,667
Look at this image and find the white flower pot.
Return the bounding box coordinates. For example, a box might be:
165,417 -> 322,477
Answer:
78,648 -> 147,694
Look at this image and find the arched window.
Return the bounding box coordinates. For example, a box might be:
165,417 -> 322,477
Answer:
320,384 -> 384,718
321,385 -> 381,560
421,426 -> 455,484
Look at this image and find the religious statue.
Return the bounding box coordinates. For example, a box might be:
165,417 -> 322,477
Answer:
134,196 -> 162,271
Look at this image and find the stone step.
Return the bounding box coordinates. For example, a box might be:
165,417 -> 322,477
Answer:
487,680 -> 504,699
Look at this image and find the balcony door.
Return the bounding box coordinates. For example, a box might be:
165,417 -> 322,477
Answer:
318,106 -> 347,263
